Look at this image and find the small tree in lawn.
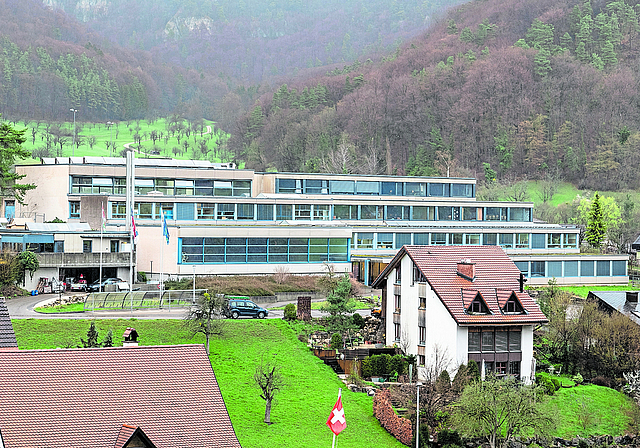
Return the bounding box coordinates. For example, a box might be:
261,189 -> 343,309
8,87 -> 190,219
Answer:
585,192 -> 606,249
184,291 -> 226,354
254,359 -> 284,425
321,273 -> 356,332
81,321 -> 101,348
451,376 -> 553,448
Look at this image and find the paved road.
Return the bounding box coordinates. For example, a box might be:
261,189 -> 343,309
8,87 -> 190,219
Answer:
5,293 -> 370,320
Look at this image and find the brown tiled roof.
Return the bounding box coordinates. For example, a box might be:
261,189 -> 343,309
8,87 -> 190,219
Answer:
0,345 -> 241,448
114,425 -> 156,448
0,296 -> 17,349
374,245 -> 548,325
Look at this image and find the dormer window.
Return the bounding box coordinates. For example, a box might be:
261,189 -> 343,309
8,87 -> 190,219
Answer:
468,293 -> 490,314
503,293 -> 525,314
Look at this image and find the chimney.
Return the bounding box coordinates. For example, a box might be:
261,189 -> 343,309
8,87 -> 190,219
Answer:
519,272 -> 527,293
457,259 -> 475,281
122,327 -> 139,347
627,292 -> 639,303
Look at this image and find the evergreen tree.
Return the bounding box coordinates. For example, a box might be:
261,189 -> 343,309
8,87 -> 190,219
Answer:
586,192 -> 607,248
534,48 -> 552,77
81,321 -> 101,348
0,117 -> 36,204
560,32 -> 573,50
591,53 -> 604,70
447,20 -> 458,35
526,19 -> 554,51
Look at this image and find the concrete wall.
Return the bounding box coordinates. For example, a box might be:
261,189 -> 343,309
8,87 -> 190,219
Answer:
17,164 -> 70,222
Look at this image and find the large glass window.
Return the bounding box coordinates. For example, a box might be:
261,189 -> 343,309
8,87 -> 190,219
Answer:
485,207 -> 507,221
581,260 -> 594,276
428,183 -> 449,197
431,233 -> 447,245
514,261 -> 529,276
613,260 -> 626,276
499,233 -> 514,248
564,233 -> 578,248
531,261 -> 545,277
482,331 -> 494,352
257,204 -> 274,221
304,179 -> 328,194
92,177 -> 113,194
377,233 -> 393,249
233,180 -> 251,197
548,233 -> 562,248
329,180 -> 355,194
69,202 -> 80,218
155,203 -> 174,220
495,330 -> 508,352
226,238 -> 247,263
276,204 -> 292,220
509,207 -> 531,222
175,180 -> 194,195
313,205 -> 330,220
532,234 -> 546,249
395,233 -> 411,249
197,203 -> 215,220
135,179 -> 154,195
355,181 -> 379,195
334,205 -> 357,220
462,207 -> 477,221
114,178 -> 126,194
515,233 -> 529,248
597,261 -> 610,276
309,238 -> 329,262
405,182 -> 426,197
111,202 -> 126,219
329,238 -> 349,262
237,203 -> 254,220
548,261 -> 562,278
214,181 -> 232,196
386,206 -> 409,220
216,203 -> 235,220
381,181 -> 402,196
357,233 -> 374,249
412,206 -> 435,220
414,233 -> 429,245
268,238 -> 288,262
195,179 -> 213,196
155,179 -> 174,195
247,238 -> 267,263
135,203 -> 153,219
468,329 -> 481,352
71,176 -> 92,194
360,205 -> 382,220
437,206 -> 453,220
450,233 -> 463,245
289,238 -> 309,262
294,204 -> 312,220
277,179 -> 298,193
483,233 -> 497,245
451,183 -> 473,197
564,261 -> 578,277
465,234 -> 481,245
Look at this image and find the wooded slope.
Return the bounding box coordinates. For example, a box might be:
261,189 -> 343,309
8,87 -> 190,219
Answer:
230,0 -> 640,191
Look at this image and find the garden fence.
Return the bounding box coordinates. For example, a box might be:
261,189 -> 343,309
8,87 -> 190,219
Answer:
84,289 -> 209,311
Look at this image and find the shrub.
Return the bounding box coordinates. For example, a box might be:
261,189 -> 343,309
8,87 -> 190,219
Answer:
369,354 -> 392,377
389,354 -> 407,376
467,359 -> 480,381
411,423 -> 430,448
551,377 -> 561,391
438,429 -> 462,446
436,369 -> 451,394
452,364 -> 469,393
592,376 -> 612,388
330,332 -> 343,350
361,357 -> 372,378
535,373 -> 556,395
351,312 -> 365,329
283,303 -> 297,321
573,373 -> 584,385
137,271 -> 147,282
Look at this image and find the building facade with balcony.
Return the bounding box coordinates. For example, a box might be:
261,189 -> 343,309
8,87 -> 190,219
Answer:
14,157 -> 628,285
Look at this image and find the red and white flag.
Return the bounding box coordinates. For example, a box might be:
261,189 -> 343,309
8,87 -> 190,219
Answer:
326,394 -> 346,436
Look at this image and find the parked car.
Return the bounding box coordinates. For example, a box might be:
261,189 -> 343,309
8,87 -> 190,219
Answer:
223,296 -> 268,319
370,307 -> 382,318
69,278 -> 88,292
87,277 -> 123,292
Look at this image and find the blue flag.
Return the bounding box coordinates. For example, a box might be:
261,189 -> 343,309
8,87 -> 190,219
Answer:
162,212 -> 170,245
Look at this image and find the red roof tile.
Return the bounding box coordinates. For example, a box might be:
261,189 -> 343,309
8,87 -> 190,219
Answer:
374,245 -> 548,325
0,297 -> 17,349
114,425 -> 137,448
0,345 -> 241,448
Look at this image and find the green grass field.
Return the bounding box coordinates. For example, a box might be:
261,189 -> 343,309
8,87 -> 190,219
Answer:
11,118 -> 231,164
11,318 -> 404,448
554,284 -> 640,298
541,384 -> 637,437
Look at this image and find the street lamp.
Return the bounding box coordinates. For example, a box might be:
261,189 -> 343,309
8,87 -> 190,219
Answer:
106,121 -> 113,156
415,382 -> 423,448
70,108 -> 78,156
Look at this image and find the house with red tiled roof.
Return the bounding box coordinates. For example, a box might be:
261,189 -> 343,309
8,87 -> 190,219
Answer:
372,245 -> 547,382
0,297 -> 17,350
0,344 -> 242,448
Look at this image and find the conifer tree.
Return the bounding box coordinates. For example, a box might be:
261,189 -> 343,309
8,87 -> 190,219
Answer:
586,192 -> 607,248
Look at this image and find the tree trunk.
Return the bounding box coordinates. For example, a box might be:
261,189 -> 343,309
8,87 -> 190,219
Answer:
264,399 -> 272,424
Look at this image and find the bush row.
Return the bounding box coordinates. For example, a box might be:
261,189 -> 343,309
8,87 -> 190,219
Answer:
373,389 -> 413,446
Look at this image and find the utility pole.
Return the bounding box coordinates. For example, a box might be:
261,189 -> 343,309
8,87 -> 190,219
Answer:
106,121 -> 113,156
70,109 -> 78,156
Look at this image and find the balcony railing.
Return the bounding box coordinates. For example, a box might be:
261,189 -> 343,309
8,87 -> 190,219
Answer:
37,252 -> 134,268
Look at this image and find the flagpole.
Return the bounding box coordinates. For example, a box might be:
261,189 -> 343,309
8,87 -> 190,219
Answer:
99,202 -> 103,293
331,388 -> 342,448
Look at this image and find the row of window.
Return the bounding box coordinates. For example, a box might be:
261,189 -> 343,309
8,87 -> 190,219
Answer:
353,232 -> 578,250
276,178 -> 475,198
91,202 -> 533,223
70,176 -> 251,197
179,237 -> 349,264
514,260 -> 627,277
468,327 -> 522,352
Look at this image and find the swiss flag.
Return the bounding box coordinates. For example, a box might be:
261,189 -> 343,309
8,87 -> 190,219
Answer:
326,395 -> 347,435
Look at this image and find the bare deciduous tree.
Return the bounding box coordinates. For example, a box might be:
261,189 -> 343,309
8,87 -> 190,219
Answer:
254,359 -> 285,425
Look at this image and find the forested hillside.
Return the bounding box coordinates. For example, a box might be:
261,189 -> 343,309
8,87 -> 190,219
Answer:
230,0 -> 640,191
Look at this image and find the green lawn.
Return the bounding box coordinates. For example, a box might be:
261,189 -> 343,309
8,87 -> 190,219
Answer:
11,318 -> 403,448
541,384 -> 636,437
270,298 -> 374,311
34,302 -> 85,313
12,118 -> 231,164
556,283 -> 640,298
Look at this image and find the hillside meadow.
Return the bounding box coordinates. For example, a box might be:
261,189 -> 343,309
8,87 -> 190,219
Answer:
11,318 -> 404,448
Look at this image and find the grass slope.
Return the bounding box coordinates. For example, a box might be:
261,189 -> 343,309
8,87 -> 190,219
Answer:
541,384 -> 636,438
12,318 -> 403,448
556,284 -> 640,298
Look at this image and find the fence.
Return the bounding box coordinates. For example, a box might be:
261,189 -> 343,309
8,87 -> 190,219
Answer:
84,289 -> 209,311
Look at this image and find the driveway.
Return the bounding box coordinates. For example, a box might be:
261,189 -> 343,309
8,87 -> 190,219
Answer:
5,294 -> 371,320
